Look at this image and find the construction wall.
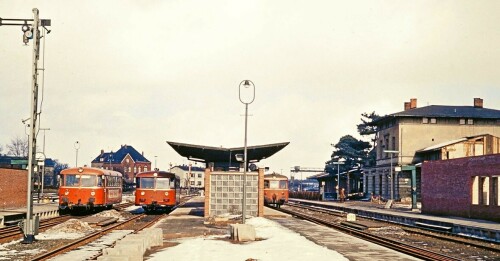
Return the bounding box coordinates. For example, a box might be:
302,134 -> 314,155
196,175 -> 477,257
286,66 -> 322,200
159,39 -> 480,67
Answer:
0,168 -> 28,209
421,154 -> 500,222
204,168 -> 264,218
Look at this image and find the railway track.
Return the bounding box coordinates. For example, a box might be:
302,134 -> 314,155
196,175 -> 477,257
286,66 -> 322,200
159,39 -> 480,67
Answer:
277,204 -> 464,261
286,201 -> 500,252
30,213 -> 165,260
0,215 -> 75,243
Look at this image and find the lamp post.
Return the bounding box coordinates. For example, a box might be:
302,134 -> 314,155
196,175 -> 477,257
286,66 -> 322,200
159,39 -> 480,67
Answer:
74,141 -> 80,167
332,158 -> 345,200
384,150 -> 399,200
154,156 -> 158,170
239,80 -> 255,224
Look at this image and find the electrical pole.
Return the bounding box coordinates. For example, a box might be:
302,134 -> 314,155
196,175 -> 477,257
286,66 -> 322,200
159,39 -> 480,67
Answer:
0,8 -> 51,244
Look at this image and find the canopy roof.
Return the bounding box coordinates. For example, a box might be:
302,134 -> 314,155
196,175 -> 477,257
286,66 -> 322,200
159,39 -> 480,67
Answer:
166,141 -> 289,163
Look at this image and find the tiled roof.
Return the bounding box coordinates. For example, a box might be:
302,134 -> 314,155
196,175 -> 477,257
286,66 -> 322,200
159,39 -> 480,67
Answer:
91,145 -> 150,163
375,105 -> 500,124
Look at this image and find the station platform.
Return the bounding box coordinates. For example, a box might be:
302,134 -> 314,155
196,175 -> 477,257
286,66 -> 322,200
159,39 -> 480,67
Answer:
289,198 -> 500,242
145,196 -> 420,261
0,201 -> 59,227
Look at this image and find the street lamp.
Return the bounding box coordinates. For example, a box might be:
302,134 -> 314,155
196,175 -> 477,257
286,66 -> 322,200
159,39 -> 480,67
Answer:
74,141 -> 80,167
239,80 -> 255,224
154,156 -> 158,170
384,150 -> 400,200
331,158 -> 345,200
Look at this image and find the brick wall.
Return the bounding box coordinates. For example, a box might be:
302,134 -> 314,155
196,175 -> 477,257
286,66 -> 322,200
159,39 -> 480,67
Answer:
422,154 -> 500,222
0,168 -> 28,209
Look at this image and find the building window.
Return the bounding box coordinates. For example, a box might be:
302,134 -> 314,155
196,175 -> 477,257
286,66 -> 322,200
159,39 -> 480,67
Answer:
472,176 -> 479,205
467,119 -> 474,125
126,158 -> 130,163
493,177 -> 499,206
191,173 -> 195,177
134,166 -> 137,173
481,177 -> 490,205
422,118 -> 429,124
138,167 -> 141,172
190,181 -> 195,185
391,137 -> 396,150
144,166 -> 148,171
460,119 -> 466,125
430,118 -> 437,124
198,173 -> 202,178
197,181 -> 202,186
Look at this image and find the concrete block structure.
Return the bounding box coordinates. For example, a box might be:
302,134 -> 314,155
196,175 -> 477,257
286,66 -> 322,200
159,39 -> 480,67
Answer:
421,154 -> 500,222
204,168 -> 264,218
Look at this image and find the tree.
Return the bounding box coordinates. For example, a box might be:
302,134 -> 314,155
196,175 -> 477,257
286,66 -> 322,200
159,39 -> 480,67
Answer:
325,135 -> 371,172
357,111 -> 380,136
6,136 -> 29,157
0,144 -> 3,154
357,111 -> 381,167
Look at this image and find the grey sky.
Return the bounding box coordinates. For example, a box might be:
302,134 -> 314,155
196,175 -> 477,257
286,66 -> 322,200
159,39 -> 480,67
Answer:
1,1 -> 499,177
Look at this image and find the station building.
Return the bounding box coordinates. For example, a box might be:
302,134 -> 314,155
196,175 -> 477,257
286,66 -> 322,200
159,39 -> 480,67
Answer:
363,98 -> 500,207
167,141 -> 289,218
91,144 -> 152,184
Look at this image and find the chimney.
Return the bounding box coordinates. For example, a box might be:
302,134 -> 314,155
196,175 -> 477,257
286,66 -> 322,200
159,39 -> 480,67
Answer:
100,149 -> 104,155
404,102 -> 411,111
410,98 -> 417,109
474,98 -> 483,108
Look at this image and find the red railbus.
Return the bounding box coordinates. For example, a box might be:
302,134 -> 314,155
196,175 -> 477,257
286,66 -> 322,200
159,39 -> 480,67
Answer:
135,171 -> 181,212
59,167 -> 123,212
264,173 -> 289,207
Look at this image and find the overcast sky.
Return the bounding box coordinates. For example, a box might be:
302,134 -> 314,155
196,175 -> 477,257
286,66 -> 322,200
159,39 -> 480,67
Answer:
1,1 -> 499,178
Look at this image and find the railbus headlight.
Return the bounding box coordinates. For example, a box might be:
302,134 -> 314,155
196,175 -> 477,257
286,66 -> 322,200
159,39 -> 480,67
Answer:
164,192 -> 169,196
90,191 -> 95,196
140,191 -> 145,196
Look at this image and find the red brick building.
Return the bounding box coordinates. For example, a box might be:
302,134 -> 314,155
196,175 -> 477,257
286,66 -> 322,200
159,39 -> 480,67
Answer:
90,144 -> 151,184
0,168 -> 28,209
421,154 -> 500,222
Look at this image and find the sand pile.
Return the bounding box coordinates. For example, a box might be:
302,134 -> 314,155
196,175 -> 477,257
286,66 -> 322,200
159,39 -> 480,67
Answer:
44,219 -> 94,234
93,209 -> 124,220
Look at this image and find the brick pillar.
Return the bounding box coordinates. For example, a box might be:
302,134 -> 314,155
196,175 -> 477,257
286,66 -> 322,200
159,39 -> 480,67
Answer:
204,168 -> 211,218
257,168 -> 264,217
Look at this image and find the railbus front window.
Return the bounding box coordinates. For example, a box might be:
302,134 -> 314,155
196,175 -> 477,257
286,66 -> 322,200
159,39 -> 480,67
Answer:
269,180 -> 279,189
97,175 -> 103,187
140,177 -> 155,189
64,174 -> 80,187
156,178 -> 170,189
264,180 -> 270,188
81,175 -> 97,187
279,180 -> 287,189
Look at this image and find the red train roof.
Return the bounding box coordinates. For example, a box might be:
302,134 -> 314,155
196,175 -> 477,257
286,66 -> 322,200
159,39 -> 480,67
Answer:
136,171 -> 178,179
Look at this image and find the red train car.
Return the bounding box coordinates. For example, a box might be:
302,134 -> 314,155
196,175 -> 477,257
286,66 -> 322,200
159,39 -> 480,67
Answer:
135,171 -> 181,212
264,173 -> 289,207
59,167 -> 123,212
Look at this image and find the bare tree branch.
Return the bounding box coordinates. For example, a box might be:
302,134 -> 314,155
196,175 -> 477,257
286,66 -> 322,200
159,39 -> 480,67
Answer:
6,136 -> 29,157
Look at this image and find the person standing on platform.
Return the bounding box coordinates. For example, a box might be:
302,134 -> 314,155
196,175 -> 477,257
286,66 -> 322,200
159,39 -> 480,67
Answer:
339,188 -> 345,203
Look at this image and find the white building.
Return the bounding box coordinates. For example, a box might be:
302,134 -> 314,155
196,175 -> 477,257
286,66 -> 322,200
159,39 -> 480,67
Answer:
170,164 -> 206,189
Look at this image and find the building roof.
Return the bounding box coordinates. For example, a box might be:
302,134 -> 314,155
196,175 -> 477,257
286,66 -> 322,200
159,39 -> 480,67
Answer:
171,165 -> 206,172
91,145 -> 150,164
416,134 -> 496,153
166,141 -> 290,163
374,105 -> 500,124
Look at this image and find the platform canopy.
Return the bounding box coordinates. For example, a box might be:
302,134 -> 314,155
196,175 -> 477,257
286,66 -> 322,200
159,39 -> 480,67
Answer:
166,141 -> 289,164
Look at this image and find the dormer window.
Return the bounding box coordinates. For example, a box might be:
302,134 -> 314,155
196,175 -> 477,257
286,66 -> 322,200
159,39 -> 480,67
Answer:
126,158 -> 130,163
